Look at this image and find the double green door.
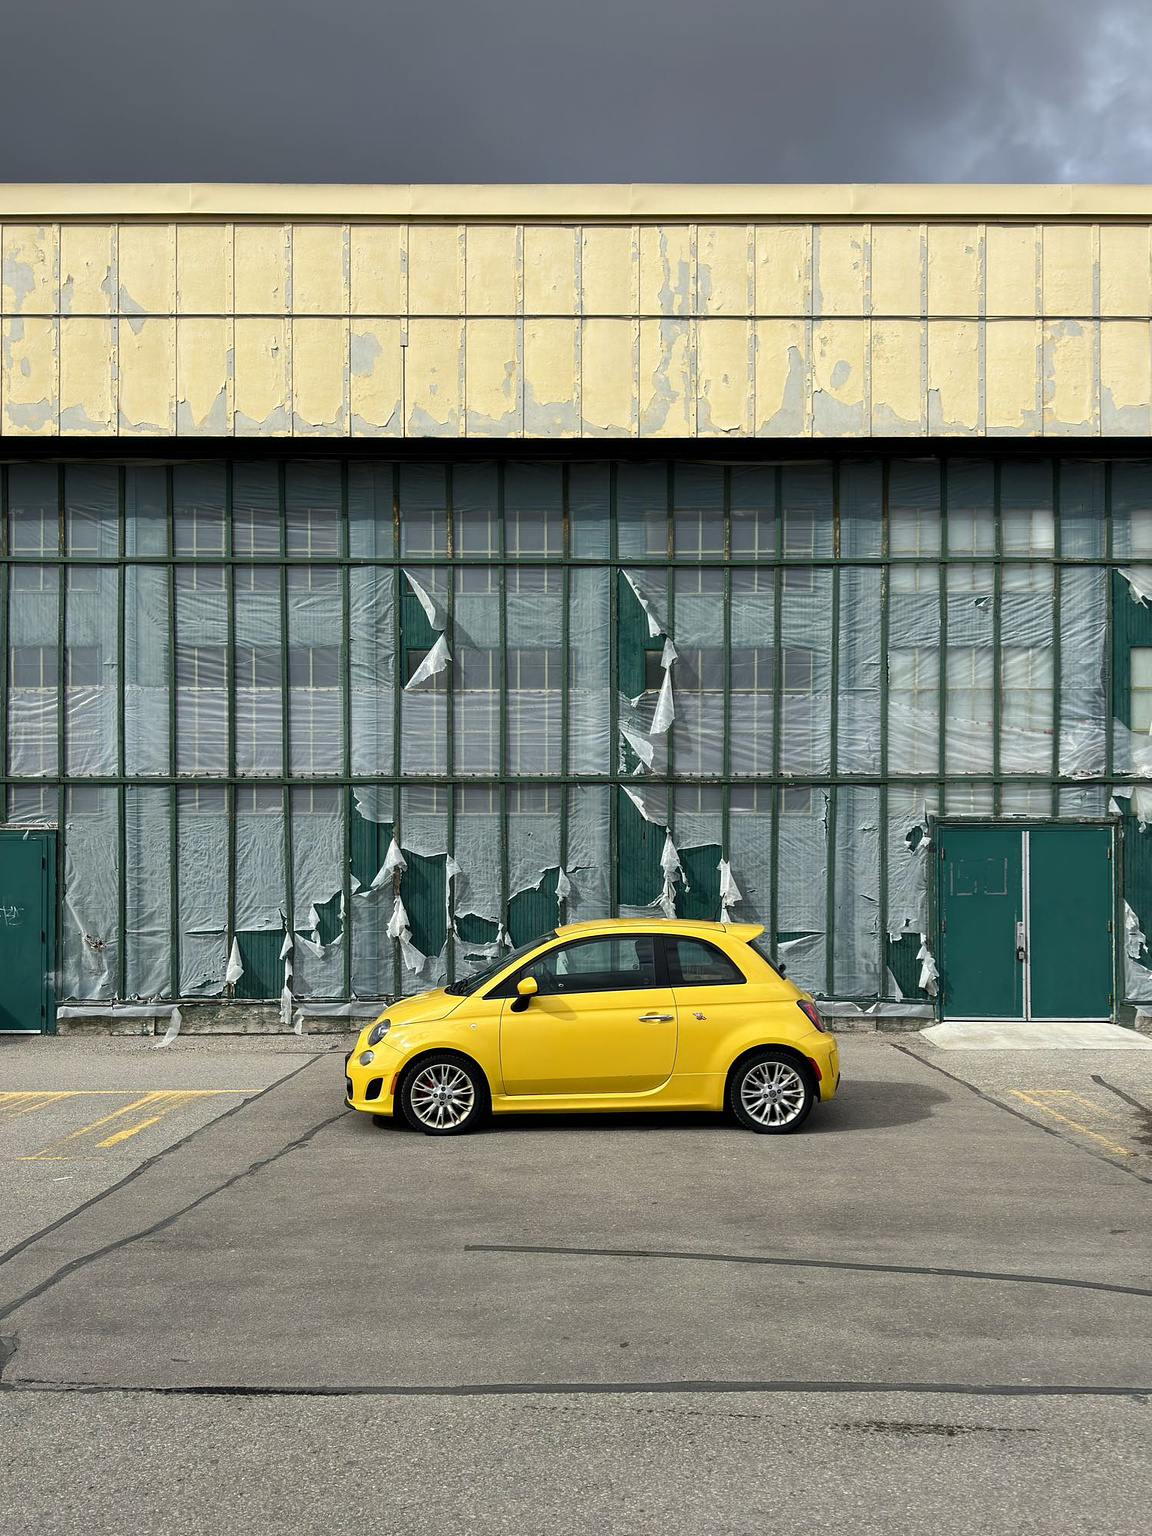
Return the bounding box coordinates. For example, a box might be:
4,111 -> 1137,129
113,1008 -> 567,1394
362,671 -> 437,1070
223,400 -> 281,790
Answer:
937,824 -> 1113,1021
0,830 -> 55,1033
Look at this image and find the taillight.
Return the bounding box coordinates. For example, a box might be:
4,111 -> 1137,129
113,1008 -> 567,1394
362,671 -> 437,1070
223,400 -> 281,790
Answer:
797,999 -> 825,1032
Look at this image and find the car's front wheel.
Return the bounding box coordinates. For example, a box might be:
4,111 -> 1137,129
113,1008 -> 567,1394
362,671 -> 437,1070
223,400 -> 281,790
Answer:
398,1054 -> 488,1136
728,1051 -> 814,1134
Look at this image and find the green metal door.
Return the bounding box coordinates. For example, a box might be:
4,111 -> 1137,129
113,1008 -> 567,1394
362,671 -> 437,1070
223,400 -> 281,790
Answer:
1027,826 -> 1112,1020
0,830 -> 55,1033
938,826 -> 1024,1019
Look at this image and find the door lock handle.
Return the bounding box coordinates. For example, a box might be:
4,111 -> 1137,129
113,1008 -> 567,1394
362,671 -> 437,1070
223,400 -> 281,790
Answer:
1015,920 -> 1027,963
638,1013 -> 674,1022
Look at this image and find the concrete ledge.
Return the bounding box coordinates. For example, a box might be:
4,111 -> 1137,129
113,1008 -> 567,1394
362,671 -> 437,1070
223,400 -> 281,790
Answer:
53,1001 -> 386,1037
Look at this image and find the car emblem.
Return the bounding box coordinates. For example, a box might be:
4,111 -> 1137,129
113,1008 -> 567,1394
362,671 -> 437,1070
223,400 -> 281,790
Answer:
693,1011 -> 706,1020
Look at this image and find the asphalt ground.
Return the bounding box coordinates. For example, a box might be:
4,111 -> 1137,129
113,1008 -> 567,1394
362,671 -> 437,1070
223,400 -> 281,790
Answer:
1,1032 -> 1150,1534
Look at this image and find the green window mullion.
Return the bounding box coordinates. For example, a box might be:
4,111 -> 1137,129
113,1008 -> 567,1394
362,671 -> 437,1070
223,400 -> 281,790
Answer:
1104,460 -> 1114,782
559,463 -> 571,917
166,466 -> 179,999
937,457 -> 948,810
0,464 -> 8,806
224,463 -> 238,989
721,466 -> 732,901
390,463 -> 403,989
608,462 -> 619,916
770,466 -> 783,956
444,464 -> 456,981
497,462 -> 509,938
277,462 -> 293,972
991,461 -> 1003,815
825,462 -> 841,996
340,459 -> 353,998
1051,461 -> 1062,816
664,461 -> 674,835
116,467 -> 127,1000
877,458 -> 890,995
55,465 -> 66,999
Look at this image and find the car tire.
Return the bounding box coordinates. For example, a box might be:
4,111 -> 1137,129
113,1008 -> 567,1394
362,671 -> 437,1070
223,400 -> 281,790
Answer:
397,1053 -> 488,1136
728,1050 -> 814,1134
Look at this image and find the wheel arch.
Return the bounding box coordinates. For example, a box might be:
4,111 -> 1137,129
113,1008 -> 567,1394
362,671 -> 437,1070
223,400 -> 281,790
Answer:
394,1046 -> 494,1106
723,1042 -> 818,1100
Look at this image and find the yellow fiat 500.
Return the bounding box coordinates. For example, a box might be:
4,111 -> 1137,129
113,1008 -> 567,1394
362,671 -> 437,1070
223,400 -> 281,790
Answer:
345,919 -> 839,1136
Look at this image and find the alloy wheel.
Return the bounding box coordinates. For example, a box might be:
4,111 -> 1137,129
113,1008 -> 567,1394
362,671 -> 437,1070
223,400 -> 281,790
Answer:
408,1062 -> 477,1130
738,1059 -> 807,1128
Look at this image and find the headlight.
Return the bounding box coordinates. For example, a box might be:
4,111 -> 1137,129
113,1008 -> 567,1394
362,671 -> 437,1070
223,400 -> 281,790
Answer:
367,1019 -> 391,1046
358,1049 -> 375,1065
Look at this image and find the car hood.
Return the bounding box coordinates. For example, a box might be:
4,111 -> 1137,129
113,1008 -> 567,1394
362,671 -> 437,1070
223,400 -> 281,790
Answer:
373,987 -> 459,1029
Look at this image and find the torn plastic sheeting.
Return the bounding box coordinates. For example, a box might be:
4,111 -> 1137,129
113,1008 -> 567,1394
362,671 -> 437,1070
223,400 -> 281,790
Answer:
404,633 -> 451,691
370,837 -> 407,889
622,570 -> 667,638
916,936 -> 939,997
1123,901 -> 1152,1002
387,895 -> 427,977
649,639 -> 678,735
886,816 -> 931,940
294,1001 -> 389,1018
1118,566 -> 1152,606
622,784 -> 667,825
818,1000 -> 935,1018
621,725 -> 657,769
651,832 -> 686,919
225,938 -> 244,986
404,568 -> 447,629
56,1004 -> 177,1018
153,1007 -> 183,1049
718,858 -> 743,922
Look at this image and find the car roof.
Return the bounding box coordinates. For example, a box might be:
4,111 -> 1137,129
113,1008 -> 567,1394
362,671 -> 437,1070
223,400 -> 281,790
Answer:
553,918 -> 764,941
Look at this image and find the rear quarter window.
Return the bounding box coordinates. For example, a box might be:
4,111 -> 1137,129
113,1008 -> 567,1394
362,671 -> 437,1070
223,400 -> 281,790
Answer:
666,937 -> 746,986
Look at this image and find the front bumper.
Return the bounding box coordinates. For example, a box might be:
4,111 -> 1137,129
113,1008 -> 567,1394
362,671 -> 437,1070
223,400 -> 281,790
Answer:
345,1050 -> 396,1116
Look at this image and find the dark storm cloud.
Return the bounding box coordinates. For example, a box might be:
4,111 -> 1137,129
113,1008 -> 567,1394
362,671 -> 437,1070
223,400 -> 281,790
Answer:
0,0 -> 1149,182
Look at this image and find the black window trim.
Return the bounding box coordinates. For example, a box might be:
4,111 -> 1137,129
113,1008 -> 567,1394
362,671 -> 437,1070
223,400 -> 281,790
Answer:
662,934 -> 748,988
485,931 -> 670,999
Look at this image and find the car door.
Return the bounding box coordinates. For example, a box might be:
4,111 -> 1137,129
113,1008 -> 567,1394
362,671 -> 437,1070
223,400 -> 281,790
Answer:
661,933 -> 752,1073
496,932 -> 677,1095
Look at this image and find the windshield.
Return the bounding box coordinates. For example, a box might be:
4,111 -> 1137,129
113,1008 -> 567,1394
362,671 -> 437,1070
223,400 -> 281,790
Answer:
443,933 -> 556,996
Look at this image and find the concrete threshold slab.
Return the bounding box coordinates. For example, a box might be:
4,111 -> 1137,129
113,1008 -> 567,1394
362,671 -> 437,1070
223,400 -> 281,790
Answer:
921,1021 -> 1152,1050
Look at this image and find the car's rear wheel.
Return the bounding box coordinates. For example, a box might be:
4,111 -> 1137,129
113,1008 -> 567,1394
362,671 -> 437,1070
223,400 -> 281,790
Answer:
398,1054 -> 487,1136
728,1051 -> 814,1134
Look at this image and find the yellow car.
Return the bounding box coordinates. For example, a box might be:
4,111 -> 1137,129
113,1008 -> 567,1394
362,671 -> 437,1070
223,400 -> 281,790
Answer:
345,918 -> 839,1136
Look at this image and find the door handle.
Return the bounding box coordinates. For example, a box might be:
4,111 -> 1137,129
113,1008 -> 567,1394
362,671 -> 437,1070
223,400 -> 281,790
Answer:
1015,920 -> 1027,963
638,1013 -> 674,1022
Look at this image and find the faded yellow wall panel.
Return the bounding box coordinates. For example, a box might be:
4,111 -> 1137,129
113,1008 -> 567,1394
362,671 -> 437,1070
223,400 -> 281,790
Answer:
291,224 -> 347,314
59,317 -> 113,432
118,225 -> 175,314
754,225 -> 808,315
59,225 -> 114,315
176,317 -> 232,434
233,317 -> 289,434
870,319 -> 922,434
349,319 -> 402,436
2,317 -> 57,433
2,225 -> 56,314
697,225 -> 751,316
1100,320 -> 1151,434
1042,225 -> 1095,316
523,317 -> 578,435
813,225 -> 866,316
926,319 -> 979,434
754,318 -> 808,435
176,225 -> 232,313
234,225 -> 289,314
985,225 -> 1037,316
408,226 -> 464,316
639,318 -> 693,435
118,316 -> 175,434
985,320 -> 1040,434
406,317 -> 463,435
349,225 -> 405,314
1099,225 -> 1150,316
926,225 -> 980,316
870,224 -> 922,317
812,318 -> 865,434
466,318 -> 520,435
639,225 -> 693,316
581,317 -> 635,436
1043,317 -> 1095,434
581,227 -> 635,315
696,318 -> 750,434
465,225 -> 519,316
523,227 -> 578,316
292,318 -> 347,434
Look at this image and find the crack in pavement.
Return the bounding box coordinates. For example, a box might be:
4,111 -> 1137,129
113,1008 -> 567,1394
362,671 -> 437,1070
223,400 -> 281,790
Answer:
464,1242 -> 1152,1299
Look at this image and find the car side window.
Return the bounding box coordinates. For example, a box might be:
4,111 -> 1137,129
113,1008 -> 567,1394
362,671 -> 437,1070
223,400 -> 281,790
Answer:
666,937 -> 746,987
515,935 -> 659,996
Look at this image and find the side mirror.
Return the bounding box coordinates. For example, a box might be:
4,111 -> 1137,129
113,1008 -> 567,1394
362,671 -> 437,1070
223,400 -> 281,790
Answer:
510,975 -> 538,1013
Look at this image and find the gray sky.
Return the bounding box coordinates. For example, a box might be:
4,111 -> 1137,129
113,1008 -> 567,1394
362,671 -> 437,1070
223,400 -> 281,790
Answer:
2,0 -> 1151,183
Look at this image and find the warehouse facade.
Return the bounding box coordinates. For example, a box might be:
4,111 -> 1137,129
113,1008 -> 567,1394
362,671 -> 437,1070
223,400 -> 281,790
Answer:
2,184 -> 1152,1033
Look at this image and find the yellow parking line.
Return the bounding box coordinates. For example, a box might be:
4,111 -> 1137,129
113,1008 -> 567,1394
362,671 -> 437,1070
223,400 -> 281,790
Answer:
96,1114 -> 166,1148
0,1091 -> 75,1121
15,1091 -> 209,1161
1021,1089 -> 1129,1124
1010,1090 -> 1135,1157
